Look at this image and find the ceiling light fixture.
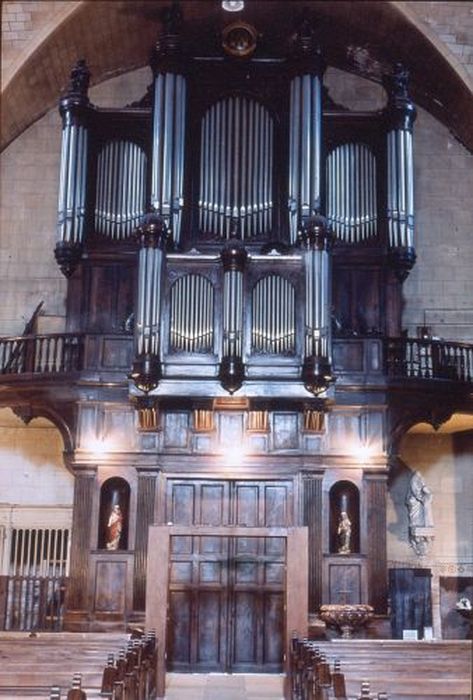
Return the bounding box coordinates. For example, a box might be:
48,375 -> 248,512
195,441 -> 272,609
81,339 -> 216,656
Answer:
222,1 -> 244,12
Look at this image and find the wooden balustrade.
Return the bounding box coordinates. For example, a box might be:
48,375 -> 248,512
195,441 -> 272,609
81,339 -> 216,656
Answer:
385,337 -> 473,383
0,333 -> 83,375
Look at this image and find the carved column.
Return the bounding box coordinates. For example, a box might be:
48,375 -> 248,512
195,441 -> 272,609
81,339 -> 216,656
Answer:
64,471 -> 95,627
303,474 -> 323,613
384,63 -> 417,282
55,60 -> 91,277
365,472 -> 388,613
133,473 -> 157,611
287,18 -> 325,244
219,242 -> 247,394
150,3 -> 187,246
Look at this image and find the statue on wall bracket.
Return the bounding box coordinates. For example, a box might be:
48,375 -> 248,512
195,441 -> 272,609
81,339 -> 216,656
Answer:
406,471 -> 434,556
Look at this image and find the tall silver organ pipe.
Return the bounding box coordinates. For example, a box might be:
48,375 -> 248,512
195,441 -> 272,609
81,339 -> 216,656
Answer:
95,140 -> 147,239
326,143 -> 377,243
301,217 -> 333,395
384,63 -> 417,280
130,214 -> 168,393
387,128 -> 414,249
199,97 -> 274,239
288,71 -> 323,244
151,72 -> 187,245
55,60 -> 91,277
170,274 -> 214,353
219,244 -> 248,393
251,275 -> 296,354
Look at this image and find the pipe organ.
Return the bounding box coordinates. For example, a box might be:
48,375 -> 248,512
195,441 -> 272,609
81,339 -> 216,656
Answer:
53,7 -> 425,653
54,14 -> 418,398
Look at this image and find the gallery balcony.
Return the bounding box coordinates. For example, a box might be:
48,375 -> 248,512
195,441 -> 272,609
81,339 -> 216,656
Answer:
0,332 -> 471,404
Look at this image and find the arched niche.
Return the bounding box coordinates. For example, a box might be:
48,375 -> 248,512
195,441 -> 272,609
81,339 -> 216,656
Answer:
329,480 -> 360,555
98,477 -> 130,551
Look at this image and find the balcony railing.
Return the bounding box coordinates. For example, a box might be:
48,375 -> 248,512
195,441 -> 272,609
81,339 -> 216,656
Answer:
0,575 -> 67,631
385,337 -> 473,383
0,332 -> 472,386
0,333 -> 83,375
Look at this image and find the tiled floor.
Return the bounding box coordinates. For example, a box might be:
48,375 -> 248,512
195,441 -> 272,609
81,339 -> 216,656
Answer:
165,673 -> 285,700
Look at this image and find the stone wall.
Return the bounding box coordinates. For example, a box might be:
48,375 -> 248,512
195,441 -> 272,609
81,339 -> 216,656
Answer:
387,430 -> 473,637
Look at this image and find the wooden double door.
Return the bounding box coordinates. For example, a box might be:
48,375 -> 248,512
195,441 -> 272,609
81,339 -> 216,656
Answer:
167,532 -> 285,672
164,478 -> 294,673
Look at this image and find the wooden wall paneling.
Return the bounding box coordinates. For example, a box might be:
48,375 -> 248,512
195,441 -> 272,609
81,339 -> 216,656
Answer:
65,472 -> 95,616
365,473 -> 388,613
133,473 -> 157,611
303,475 -> 323,613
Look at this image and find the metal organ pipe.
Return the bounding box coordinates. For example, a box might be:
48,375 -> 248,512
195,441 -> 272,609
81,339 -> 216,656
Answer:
151,54 -> 187,245
326,143 -> 377,243
95,141 -> 147,239
384,64 -> 417,280
55,60 -> 91,277
251,276 -> 296,355
301,218 -> 333,395
130,214 -> 168,394
169,273 -> 214,353
288,65 -> 323,244
199,97 -> 274,239
219,244 -> 247,393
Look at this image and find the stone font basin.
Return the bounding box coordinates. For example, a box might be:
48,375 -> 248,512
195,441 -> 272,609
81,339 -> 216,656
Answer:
319,603 -> 374,639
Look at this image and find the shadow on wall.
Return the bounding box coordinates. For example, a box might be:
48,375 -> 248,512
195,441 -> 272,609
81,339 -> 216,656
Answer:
0,407 -> 67,471
387,456 -> 415,545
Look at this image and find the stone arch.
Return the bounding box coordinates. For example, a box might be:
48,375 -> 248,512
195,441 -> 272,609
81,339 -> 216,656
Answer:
1,1 -> 472,151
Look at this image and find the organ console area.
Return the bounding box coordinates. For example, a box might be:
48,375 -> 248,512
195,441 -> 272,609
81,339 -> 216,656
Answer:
56,3 -> 419,672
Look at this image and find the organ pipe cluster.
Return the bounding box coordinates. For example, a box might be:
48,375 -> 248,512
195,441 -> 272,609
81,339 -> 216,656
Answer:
55,60 -> 91,277
301,216 -> 333,395
199,97 -> 273,239
170,274 -> 214,353
151,72 -> 186,244
287,27 -> 325,244
219,243 -> 248,393
94,140 -> 147,240
251,275 -> 296,355
130,213 -> 168,393
326,143 -> 378,243
384,64 -> 417,280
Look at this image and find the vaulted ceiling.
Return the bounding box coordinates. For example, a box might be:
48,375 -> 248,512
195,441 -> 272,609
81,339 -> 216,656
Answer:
2,0 -> 473,151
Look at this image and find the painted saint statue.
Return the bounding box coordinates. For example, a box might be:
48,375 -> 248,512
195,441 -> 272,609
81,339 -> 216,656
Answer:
106,503 -> 123,550
337,511 -> 352,554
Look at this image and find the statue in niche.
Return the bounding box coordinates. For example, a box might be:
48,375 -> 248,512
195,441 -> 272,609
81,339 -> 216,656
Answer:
337,511 -> 352,554
406,471 -> 434,556
106,503 -> 123,551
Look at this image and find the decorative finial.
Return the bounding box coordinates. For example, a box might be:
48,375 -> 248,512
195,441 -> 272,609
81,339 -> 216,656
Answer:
67,59 -> 90,97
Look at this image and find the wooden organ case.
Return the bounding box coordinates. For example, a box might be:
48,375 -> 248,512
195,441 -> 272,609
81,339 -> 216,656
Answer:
57,8 -> 417,673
